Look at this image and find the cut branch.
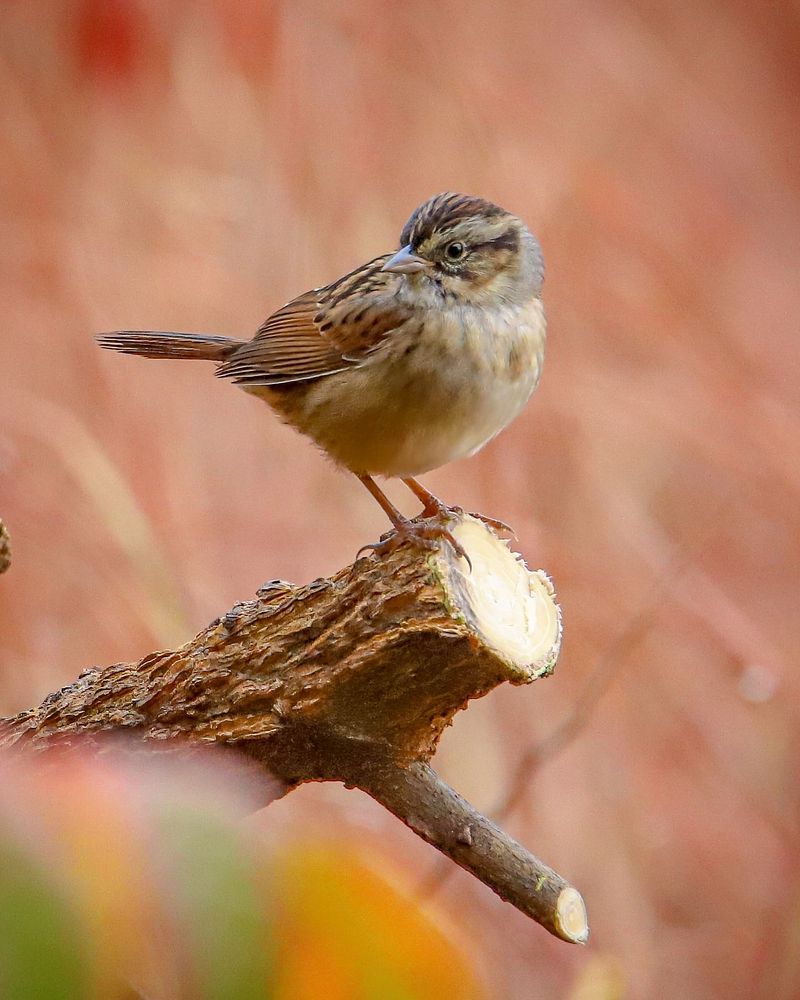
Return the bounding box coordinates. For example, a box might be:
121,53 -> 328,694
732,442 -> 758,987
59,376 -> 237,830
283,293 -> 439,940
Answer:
352,757 -> 587,943
0,514 -> 587,944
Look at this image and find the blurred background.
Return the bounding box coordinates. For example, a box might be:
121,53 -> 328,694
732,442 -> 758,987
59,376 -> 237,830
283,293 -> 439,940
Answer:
1,1 -> 799,996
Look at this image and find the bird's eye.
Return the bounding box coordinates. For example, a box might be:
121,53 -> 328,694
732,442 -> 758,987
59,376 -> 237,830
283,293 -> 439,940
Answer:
445,241 -> 466,261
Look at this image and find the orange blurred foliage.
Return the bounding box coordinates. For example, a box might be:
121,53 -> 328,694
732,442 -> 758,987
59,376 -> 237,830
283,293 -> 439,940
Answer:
1,1 -> 799,997
273,846 -> 483,1000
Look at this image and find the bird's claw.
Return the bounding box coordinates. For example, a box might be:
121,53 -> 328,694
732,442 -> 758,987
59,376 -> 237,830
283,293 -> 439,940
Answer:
418,500 -> 515,539
464,510 -> 516,537
356,517 -> 472,571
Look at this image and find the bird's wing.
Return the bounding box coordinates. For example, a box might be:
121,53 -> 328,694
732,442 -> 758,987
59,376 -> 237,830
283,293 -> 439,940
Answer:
217,256 -> 416,387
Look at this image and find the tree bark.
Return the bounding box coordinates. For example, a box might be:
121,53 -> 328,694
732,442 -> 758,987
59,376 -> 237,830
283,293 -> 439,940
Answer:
0,514 -> 588,944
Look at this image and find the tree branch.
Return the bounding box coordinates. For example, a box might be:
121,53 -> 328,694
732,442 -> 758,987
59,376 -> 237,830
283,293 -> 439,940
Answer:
0,514 -> 587,944
353,756 -> 587,942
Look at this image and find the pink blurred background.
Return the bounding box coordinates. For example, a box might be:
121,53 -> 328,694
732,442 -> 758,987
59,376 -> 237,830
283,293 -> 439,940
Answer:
1,1 -> 799,996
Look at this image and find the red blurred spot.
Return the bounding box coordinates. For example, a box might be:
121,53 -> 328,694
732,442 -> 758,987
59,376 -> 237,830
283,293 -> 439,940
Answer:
74,0 -> 145,82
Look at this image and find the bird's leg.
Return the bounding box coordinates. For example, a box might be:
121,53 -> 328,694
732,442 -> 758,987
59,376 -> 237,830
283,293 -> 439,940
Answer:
401,477 -> 448,518
401,477 -> 515,537
356,475 -> 470,566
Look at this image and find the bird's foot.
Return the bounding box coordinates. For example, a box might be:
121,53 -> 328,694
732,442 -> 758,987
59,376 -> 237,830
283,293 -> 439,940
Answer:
417,498 -> 515,538
356,515 -> 472,570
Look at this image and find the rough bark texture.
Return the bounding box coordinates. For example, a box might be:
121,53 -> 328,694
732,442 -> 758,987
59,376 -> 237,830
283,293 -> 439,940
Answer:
0,515 -> 588,943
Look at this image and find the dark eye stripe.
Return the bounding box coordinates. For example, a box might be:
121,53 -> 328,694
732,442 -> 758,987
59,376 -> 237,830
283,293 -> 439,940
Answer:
481,229 -> 520,254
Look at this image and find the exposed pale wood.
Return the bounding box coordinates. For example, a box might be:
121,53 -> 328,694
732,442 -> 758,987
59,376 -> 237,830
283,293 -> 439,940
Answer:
0,514 -> 587,943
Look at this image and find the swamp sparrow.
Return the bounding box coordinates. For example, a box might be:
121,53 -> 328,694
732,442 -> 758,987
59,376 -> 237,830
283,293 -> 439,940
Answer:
98,193 -> 546,560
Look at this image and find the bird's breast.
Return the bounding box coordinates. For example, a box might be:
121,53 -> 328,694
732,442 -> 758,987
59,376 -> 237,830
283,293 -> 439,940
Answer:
265,297 -> 546,478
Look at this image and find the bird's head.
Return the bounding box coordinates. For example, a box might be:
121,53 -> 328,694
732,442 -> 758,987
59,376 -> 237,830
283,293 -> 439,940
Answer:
382,193 -> 543,306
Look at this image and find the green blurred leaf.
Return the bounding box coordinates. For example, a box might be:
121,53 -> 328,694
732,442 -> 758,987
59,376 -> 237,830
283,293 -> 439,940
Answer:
0,832 -> 89,1000
155,803 -> 275,1000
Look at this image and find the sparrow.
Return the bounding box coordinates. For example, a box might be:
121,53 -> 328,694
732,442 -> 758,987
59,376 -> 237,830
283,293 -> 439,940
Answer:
98,193 -> 546,561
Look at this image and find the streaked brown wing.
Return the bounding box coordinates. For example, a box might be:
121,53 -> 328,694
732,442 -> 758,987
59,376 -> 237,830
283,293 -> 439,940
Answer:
217,289 -> 343,386
217,255 -> 414,387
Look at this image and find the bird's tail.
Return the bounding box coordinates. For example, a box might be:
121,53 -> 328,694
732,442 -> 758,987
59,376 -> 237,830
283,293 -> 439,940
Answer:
96,331 -> 244,361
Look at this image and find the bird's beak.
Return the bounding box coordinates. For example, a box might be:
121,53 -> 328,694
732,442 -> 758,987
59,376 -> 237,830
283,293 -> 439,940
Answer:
381,245 -> 430,274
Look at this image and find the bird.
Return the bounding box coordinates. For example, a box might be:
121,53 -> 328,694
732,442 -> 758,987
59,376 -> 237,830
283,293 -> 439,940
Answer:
97,192 -> 546,562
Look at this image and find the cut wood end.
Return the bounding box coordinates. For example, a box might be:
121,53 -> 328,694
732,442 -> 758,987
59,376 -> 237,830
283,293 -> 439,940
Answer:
554,886 -> 589,944
439,517 -> 562,683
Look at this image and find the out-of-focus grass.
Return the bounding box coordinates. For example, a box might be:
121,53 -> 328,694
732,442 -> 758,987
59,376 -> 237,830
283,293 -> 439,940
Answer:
10,394 -> 188,646
1,1 -> 799,997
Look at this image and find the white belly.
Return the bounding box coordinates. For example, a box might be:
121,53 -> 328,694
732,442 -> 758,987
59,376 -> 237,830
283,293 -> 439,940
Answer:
353,360 -> 538,477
